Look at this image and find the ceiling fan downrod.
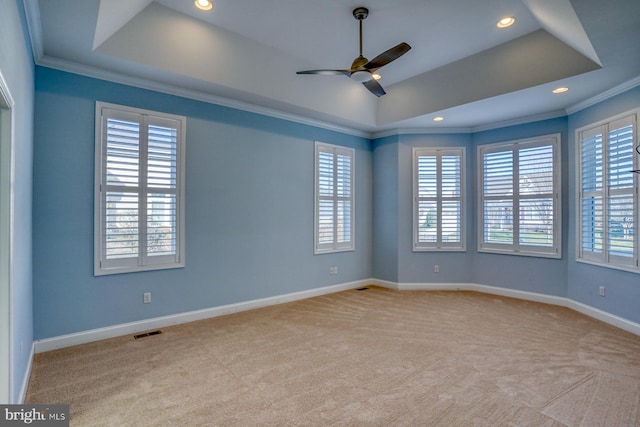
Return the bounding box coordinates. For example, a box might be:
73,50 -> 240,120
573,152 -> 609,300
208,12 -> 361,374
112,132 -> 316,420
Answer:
351,7 -> 369,70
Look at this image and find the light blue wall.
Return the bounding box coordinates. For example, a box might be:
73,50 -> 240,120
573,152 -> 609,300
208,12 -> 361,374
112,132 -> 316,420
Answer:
32,63 -> 640,343
0,0 -> 34,403
33,67 -> 372,339
471,117 -> 570,296
396,134 -> 473,283
372,136 -> 399,282
567,85 -> 640,324
372,123 -> 571,291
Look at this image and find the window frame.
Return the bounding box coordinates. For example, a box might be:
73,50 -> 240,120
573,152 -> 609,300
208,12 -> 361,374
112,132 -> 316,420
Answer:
576,109 -> 639,273
94,102 -> 186,276
314,141 -> 355,254
477,134 -> 562,258
412,147 -> 466,252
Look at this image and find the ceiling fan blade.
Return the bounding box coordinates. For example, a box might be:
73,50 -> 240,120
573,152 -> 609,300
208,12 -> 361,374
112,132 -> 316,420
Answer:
364,42 -> 411,71
296,69 -> 351,76
363,79 -> 386,97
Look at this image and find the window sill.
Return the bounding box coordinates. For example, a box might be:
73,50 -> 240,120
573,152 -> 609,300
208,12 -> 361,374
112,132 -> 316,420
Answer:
576,257 -> 640,275
478,246 -> 561,259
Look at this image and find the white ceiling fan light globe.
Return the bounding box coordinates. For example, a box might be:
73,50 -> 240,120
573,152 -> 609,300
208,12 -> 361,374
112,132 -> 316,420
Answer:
351,70 -> 372,82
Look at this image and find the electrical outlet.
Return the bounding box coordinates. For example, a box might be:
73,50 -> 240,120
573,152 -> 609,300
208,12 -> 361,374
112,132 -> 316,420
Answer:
329,266 -> 338,275
434,265 -> 440,273
599,286 -> 606,297
143,292 -> 151,304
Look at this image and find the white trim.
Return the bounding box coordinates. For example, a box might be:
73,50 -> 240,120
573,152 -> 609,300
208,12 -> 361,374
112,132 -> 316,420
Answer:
372,111 -> 569,139
0,69 -> 15,403
16,343 -> 34,404
412,147 -> 466,252
372,280 -> 566,306
566,75 -> 640,115
35,55 -> 372,139
22,0 -> 44,62
373,127 -> 473,139
467,283 -> 566,306
369,279 -> 639,335
575,108 -> 639,273
33,279 -> 640,353
399,282 -> 478,292
471,110 -> 568,133
94,102 -> 187,276
34,280 -> 369,353
567,299 -> 640,336
314,142 -> 355,254
369,278 -> 398,290
477,133 -> 562,259
22,0 -> 639,139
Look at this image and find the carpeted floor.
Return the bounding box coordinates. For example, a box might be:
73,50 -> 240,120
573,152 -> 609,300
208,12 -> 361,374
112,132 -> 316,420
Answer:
26,287 -> 640,426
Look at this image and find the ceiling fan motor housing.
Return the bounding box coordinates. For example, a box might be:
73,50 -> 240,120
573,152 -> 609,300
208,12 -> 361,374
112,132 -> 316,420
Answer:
353,7 -> 369,20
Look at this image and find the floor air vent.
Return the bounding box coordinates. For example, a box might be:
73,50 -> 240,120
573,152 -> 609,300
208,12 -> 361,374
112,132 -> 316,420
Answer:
356,287 -> 369,291
133,330 -> 162,340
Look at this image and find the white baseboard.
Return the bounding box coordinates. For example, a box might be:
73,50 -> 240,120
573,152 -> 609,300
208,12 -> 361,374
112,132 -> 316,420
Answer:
370,280 -> 566,305
567,299 -> 640,336
16,343 -> 34,403
34,280 -> 368,353
369,278 -> 398,290
466,283 -> 568,307
34,278 -> 640,354
370,279 -> 639,336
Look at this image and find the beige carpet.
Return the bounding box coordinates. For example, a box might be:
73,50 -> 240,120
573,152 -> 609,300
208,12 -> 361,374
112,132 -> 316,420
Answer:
26,287 -> 640,426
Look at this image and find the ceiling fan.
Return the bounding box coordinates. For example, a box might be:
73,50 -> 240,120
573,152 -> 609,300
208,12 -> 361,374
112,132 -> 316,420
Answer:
296,7 -> 411,97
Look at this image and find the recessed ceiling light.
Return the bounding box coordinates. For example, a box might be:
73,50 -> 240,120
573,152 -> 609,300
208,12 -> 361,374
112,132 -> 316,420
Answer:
195,0 -> 213,11
433,116 -> 444,122
553,87 -> 569,94
372,73 -> 381,81
497,16 -> 515,28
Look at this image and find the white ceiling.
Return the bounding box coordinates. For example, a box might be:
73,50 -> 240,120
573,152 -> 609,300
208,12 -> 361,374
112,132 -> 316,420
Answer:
25,0 -> 640,135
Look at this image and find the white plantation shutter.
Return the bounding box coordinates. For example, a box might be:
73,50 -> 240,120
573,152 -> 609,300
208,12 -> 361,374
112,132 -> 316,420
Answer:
579,127 -> 604,260
479,135 -> 560,258
95,102 -> 186,275
578,112 -> 638,271
519,145 -> 554,247
104,113 -> 140,261
482,150 -> 514,245
315,142 -> 354,253
413,148 -> 465,251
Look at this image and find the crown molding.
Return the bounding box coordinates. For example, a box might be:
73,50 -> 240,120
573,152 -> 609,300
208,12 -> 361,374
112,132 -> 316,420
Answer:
374,110 -> 569,139
22,0 -> 43,63
372,126 -> 473,139
566,75 -> 640,115
31,55 -> 640,142
35,55 -> 372,140
22,1 -> 640,142
24,1 -> 371,139
471,109 -> 568,133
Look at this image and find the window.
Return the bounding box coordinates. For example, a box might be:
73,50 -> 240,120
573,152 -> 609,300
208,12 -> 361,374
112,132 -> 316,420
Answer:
478,134 -> 561,258
413,148 -> 466,251
314,142 -> 354,253
577,110 -> 638,272
94,102 -> 186,275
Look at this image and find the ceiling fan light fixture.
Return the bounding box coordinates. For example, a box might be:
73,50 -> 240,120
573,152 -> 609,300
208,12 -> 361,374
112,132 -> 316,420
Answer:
497,16 -> 515,28
351,70 -> 372,83
195,0 -> 213,11
295,7 -> 411,97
